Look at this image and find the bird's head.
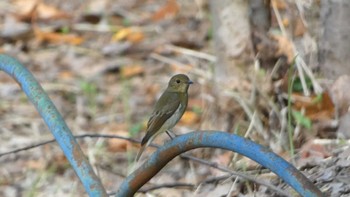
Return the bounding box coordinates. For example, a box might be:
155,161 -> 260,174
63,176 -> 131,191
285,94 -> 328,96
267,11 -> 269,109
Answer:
167,74 -> 193,93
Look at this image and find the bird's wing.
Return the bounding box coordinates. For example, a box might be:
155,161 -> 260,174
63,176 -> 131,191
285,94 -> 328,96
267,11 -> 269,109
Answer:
141,92 -> 180,146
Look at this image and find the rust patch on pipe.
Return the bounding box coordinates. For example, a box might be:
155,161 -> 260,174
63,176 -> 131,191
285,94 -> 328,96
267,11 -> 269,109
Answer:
290,168 -> 325,197
129,145 -> 182,192
72,140 -> 83,167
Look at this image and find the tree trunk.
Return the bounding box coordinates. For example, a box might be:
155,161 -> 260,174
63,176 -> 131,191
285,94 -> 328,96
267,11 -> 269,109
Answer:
210,0 -> 254,84
319,0 -> 350,79
209,0 -> 259,135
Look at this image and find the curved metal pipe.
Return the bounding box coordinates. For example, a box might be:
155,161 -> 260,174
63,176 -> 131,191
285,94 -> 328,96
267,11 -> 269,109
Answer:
117,131 -> 324,197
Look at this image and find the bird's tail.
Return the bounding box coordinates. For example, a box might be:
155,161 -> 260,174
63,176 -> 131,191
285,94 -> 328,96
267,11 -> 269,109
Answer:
135,144 -> 146,162
135,132 -> 153,162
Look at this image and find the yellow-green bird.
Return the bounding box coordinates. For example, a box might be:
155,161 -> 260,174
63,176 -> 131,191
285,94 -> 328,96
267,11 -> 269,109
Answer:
135,74 -> 193,161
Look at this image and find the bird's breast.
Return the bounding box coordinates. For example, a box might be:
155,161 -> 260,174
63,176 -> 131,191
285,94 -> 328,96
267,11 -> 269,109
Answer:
162,103 -> 183,129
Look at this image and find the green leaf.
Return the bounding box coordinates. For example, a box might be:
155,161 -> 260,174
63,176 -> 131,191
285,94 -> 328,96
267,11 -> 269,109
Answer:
292,77 -> 313,92
129,123 -> 143,137
292,110 -> 312,129
60,26 -> 70,34
80,81 -> 97,96
192,105 -> 202,115
122,18 -> 131,26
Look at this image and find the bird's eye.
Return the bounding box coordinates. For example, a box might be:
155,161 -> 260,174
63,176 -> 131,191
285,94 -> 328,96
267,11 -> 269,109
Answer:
176,79 -> 180,83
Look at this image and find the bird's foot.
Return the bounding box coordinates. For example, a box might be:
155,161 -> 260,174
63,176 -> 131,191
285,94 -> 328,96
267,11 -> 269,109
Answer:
166,130 -> 178,139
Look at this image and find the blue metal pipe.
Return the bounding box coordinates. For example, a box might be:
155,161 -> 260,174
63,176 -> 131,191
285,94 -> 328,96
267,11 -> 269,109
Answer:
0,55 -> 108,197
117,131 -> 324,197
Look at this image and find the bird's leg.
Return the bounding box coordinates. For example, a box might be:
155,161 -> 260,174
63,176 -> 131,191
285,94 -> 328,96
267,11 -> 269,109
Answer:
166,130 -> 177,139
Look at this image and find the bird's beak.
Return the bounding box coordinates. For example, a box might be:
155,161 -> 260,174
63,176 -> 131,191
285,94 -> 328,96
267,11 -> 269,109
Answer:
188,80 -> 193,85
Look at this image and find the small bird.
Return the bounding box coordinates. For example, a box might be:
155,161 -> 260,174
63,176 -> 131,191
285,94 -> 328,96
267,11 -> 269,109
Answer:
135,74 -> 193,161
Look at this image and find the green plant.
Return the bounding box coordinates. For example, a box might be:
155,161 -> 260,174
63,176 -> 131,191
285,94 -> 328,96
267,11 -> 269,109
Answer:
80,80 -> 98,115
292,110 -> 311,129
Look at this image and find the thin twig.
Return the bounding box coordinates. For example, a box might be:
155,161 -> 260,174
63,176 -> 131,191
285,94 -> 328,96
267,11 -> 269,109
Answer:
107,182 -> 194,196
312,138 -> 350,145
223,90 -> 267,140
271,0 -> 323,95
139,183 -> 194,193
150,53 -> 189,67
150,53 -> 212,79
110,174 -> 261,195
295,0 -> 308,28
226,178 -> 239,197
0,134 -> 141,158
271,0 -> 309,96
180,154 -> 290,197
296,57 -> 323,93
165,44 -> 217,62
229,111 -> 257,168
0,139 -> 55,157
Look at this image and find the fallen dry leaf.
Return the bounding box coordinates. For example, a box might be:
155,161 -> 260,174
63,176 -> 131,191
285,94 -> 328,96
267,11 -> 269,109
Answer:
34,28 -> 84,45
151,0 -> 179,21
26,159 -> 47,170
293,91 -> 335,121
112,28 -> 144,44
13,0 -> 70,21
293,16 -> 306,37
58,71 -> 75,80
112,28 -> 132,41
299,140 -> 331,159
126,31 -> 144,43
107,130 -> 131,152
1,16 -> 31,38
282,17 -> 290,27
272,34 -> 294,63
272,0 -> 287,10
120,65 -> 144,78
12,0 -> 38,17
36,2 -> 70,20
180,111 -> 199,125
170,63 -> 193,73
